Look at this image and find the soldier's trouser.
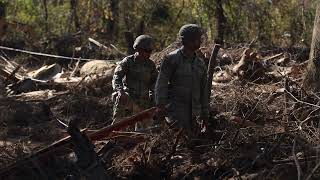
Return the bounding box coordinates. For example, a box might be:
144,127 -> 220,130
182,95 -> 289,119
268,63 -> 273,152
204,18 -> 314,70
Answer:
164,105 -> 203,136
112,93 -> 153,131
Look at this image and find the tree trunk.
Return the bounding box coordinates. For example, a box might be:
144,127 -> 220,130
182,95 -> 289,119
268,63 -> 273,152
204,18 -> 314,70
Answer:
215,0 -> 225,45
303,3 -> 320,91
123,1 -> 134,31
124,31 -> 134,55
137,18 -> 145,36
69,0 -> 80,32
107,0 -> 118,41
85,0 -> 93,30
0,2 -> 6,38
42,0 -> 48,33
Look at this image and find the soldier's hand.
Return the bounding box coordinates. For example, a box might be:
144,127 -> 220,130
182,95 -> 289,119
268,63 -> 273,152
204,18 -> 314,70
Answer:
195,116 -> 208,134
117,90 -> 129,104
155,105 -> 167,120
200,117 -> 209,133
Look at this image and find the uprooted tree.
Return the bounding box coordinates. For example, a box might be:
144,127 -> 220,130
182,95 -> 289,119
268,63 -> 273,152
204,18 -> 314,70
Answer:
303,2 -> 320,92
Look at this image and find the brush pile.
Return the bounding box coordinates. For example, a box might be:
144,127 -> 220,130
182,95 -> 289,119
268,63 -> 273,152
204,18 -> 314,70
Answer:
0,41 -> 319,180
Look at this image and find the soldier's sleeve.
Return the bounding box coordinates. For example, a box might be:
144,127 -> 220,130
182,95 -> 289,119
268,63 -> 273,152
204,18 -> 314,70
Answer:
200,64 -> 209,119
112,59 -> 128,91
149,62 -> 158,101
155,56 -> 175,106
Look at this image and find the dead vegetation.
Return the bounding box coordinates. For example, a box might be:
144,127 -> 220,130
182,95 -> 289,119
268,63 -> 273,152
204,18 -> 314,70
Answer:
0,41 -> 320,180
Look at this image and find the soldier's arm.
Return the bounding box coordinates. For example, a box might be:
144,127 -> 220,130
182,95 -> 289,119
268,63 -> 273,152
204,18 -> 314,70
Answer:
112,59 -> 128,91
155,56 -> 175,106
149,62 -> 158,101
200,65 -> 209,119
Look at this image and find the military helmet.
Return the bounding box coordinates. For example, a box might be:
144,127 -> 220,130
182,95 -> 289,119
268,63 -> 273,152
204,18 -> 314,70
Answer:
178,24 -> 202,41
133,35 -> 155,51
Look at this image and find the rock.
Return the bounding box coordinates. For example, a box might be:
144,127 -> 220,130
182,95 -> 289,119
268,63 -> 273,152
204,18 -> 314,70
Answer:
80,60 -> 116,76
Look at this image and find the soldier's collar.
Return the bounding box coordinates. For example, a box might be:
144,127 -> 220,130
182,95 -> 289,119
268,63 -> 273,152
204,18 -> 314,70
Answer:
179,47 -> 196,59
133,53 -> 147,63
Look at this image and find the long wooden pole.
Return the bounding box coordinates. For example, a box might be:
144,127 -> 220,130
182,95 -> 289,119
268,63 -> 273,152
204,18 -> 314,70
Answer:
0,107 -> 158,176
207,44 -> 221,99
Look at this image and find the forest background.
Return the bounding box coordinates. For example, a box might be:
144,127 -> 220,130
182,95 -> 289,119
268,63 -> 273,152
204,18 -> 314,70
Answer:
0,0 -> 317,57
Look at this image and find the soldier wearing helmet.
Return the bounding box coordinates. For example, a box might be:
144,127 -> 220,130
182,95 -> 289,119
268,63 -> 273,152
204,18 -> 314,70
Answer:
112,35 -> 157,130
155,24 -> 209,132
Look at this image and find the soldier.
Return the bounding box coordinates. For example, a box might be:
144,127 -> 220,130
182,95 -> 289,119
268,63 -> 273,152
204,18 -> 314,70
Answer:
112,35 -> 157,130
155,24 -> 209,133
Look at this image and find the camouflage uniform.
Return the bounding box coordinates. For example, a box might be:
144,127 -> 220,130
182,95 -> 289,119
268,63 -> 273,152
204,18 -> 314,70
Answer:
155,26 -> 209,130
112,54 -> 157,130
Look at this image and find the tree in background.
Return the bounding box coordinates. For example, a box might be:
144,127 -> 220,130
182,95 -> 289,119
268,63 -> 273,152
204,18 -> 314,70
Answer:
0,0 -> 317,52
215,0 -> 226,45
303,2 -> 320,91
0,1 -> 6,38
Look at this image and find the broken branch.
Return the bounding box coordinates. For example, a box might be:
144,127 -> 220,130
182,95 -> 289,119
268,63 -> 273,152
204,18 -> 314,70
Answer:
0,107 -> 158,176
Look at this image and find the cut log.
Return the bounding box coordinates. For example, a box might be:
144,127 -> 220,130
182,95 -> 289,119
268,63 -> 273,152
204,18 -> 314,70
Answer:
28,63 -> 62,81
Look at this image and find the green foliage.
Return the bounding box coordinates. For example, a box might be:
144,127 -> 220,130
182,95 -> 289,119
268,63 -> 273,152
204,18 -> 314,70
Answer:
0,0 -> 318,50
7,0 -> 40,24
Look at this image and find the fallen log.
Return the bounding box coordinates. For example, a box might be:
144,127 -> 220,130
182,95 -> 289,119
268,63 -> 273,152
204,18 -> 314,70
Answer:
0,107 -> 158,176
0,65 -> 20,82
5,65 -> 20,82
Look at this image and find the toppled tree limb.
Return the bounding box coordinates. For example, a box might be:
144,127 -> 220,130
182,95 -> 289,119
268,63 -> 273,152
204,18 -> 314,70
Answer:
286,89 -> 320,108
305,161 -> 320,180
5,65 -> 20,82
88,38 -> 126,57
67,118 -> 109,180
0,107 -> 158,176
0,55 -> 15,68
292,137 -> 302,180
272,156 -> 318,164
263,53 -> 283,62
0,67 -> 19,82
88,38 -> 112,51
0,45 -> 111,61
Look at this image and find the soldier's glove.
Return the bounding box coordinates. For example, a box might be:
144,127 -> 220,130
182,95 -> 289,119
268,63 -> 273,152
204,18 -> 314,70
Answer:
196,116 -> 208,133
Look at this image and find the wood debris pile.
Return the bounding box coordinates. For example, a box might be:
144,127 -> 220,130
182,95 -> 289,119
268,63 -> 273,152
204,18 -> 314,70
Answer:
1,42 -> 320,180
